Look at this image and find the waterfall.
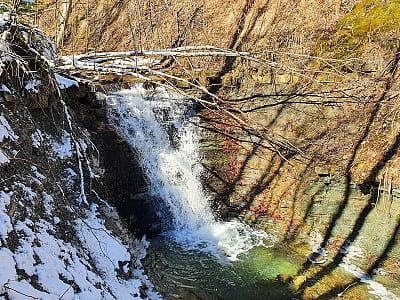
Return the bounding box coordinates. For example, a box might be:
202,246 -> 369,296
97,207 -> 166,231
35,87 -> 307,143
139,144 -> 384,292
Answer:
107,85 -> 273,261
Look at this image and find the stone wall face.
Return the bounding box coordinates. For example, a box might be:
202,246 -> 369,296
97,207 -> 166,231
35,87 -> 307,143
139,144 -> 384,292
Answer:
198,71 -> 400,298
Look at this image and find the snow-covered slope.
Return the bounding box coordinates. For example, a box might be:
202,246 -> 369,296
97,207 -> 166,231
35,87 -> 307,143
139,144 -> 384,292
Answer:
0,18 -> 159,300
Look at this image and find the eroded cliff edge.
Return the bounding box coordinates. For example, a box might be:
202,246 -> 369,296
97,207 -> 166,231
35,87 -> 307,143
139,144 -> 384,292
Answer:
0,21 -> 159,299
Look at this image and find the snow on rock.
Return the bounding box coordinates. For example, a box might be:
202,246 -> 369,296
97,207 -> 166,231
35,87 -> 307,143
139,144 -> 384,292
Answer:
0,43 -> 12,63
0,84 -> 11,93
24,79 -> 41,93
31,129 -> 44,148
7,280 -> 59,300
31,165 -> 46,181
0,7 -> 10,28
0,114 -> 14,166
3,205 -> 160,300
0,149 -> 8,165
65,168 -> 78,188
55,74 -> 78,89
0,37 -> 160,298
52,130 -> 73,159
339,244 -> 399,300
0,114 -> 18,142
13,223 -> 36,277
42,193 -> 53,215
75,204 -> 150,299
0,189 -> 160,300
340,262 -> 399,300
0,248 -> 17,293
0,133 -> 159,299
0,191 -> 12,239
15,183 -> 37,202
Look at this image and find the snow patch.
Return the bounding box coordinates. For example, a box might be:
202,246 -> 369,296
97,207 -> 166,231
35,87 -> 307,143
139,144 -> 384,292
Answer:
0,84 -> 10,93
0,191 -> 12,239
75,203 -> 160,299
31,165 -> 46,180
52,130 -> 73,159
0,115 -> 18,142
0,149 -> 9,165
42,193 -> 53,215
55,74 -> 78,89
339,244 -> 398,300
0,44 -> 12,62
24,79 -> 41,93
31,129 -> 44,148
0,8 -> 10,28
1,176 -> 159,299
7,280 -> 58,300
8,214 -> 159,300
15,183 -> 37,202
65,168 -> 77,188
0,248 -> 17,293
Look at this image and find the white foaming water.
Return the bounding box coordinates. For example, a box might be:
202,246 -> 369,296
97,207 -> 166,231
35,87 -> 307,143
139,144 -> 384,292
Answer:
107,85 -> 273,261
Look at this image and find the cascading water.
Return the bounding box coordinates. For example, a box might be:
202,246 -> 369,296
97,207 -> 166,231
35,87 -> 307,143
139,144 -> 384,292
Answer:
107,86 -> 212,230
106,85 -> 304,299
107,85 -> 273,261
105,85 -> 391,300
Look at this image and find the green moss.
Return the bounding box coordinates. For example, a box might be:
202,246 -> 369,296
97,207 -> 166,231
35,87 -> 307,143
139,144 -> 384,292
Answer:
320,0 -> 400,59
234,246 -> 300,281
19,1 -> 46,13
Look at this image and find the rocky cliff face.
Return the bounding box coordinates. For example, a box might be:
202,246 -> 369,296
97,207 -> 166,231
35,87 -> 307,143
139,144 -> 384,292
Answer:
0,20 -> 159,299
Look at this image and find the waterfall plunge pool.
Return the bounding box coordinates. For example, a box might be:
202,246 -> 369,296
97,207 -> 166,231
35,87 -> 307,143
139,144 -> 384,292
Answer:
143,237 -> 302,299
107,86 -> 304,299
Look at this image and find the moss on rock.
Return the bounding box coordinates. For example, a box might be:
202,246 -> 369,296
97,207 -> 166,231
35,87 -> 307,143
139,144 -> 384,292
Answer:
320,0 -> 400,59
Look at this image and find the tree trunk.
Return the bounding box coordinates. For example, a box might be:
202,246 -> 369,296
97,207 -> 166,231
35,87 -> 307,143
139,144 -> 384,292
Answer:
56,0 -> 73,49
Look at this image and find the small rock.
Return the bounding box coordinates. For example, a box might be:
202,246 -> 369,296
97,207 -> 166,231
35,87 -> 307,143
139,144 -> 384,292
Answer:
278,273 -> 292,282
275,73 -> 291,84
291,275 -> 306,291
314,166 -> 330,177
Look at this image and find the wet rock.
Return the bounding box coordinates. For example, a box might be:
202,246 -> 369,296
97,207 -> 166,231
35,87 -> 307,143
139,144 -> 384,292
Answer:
25,91 -> 49,110
87,91 -> 107,108
64,91 -> 165,237
278,273 -> 292,283
2,91 -> 14,102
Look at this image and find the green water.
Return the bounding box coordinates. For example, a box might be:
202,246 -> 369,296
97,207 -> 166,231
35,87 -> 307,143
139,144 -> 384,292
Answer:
143,237 -> 303,300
